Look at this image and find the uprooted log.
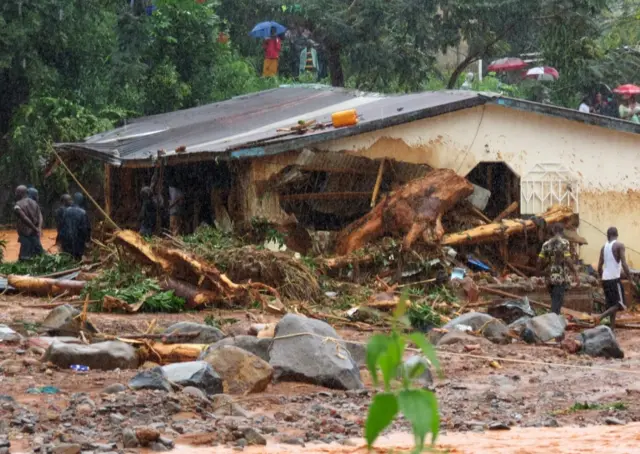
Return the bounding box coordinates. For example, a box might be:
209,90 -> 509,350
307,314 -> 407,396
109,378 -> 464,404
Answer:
159,277 -> 221,309
8,275 -> 85,296
139,342 -> 207,365
442,205 -> 575,246
335,169 -> 475,255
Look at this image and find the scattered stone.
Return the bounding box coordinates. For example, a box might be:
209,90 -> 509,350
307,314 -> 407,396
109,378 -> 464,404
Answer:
162,361 -> 223,395
269,314 -> 363,390
122,429 -> 139,448
281,437 -> 305,447
136,427 -> 161,447
201,345 -> 273,394
211,395 -> 251,417
150,442 -> 169,452
488,298 -> 535,324
158,436 -> 175,449
488,422 -> 510,431
43,341 -> 138,370
182,386 -> 208,401
102,383 -> 127,394
163,322 -> 224,344
203,336 -> 272,362
0,324 -> 22,344
345,341 -> 366,367
580,326 -> 624,359
129,367 -> 173,393
40,304 -> 97,336
76,403 -> 94,416
522,313 -> 567,343
51,443 -> 81,454
437,331 -> 490,347
438,312 -> 510,344
605,417 -> 626,426
0,359 -> 23,375
242,428 -> 266,446
109,413 -> 125,425
400,355 -> 433,387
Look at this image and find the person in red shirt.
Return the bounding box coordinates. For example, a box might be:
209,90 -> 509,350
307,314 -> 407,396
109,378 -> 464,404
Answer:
263,27 -> 282,77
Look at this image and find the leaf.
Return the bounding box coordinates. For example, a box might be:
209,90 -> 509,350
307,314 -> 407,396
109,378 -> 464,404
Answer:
407,332 -> 441,375
366,335 -> 390,387
398,389 -> 440,451
365,393 -> 398,448
393,289 -> 409,319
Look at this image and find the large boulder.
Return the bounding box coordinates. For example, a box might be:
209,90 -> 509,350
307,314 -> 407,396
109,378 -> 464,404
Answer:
202,336 -> 272,362
436,312 -> 510,345
522,313 -> 567,343
201,345 -> 273,394
580,326 -> 624,359
161,361 -> 223,395
41,304 -> 97,336
163,322 -> 224,344
129,367 -> 173,392
437,330 -> 491,347
43,341 -> 138,370
268,314 -> 363,390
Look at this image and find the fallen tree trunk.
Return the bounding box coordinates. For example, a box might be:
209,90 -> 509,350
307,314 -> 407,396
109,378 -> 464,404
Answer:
8,275 -> 85,296
159,277 -> 222,309
141,342 -> 207,364
335,169 -> 474,255
442,205 -> 575,246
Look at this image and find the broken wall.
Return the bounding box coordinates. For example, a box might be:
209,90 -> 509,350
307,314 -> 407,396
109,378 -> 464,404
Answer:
318,104 -> 640,265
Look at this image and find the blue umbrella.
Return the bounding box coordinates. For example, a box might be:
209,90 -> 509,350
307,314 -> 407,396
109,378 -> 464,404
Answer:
249,21 -> 287,39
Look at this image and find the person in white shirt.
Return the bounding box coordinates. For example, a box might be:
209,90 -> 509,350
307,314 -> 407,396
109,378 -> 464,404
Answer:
595,227 -> 635,330
578,96 -> 592,113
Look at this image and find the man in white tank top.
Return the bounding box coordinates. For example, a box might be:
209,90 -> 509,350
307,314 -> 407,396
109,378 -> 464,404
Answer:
595,227 -> 633,330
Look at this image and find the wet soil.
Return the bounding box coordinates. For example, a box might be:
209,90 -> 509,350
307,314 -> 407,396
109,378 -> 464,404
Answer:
1,295 -> 640,453
0,229 -> 58,262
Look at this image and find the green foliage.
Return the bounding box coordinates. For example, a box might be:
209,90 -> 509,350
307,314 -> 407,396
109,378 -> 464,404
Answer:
0,253 -> 78,276
182,225 -> 242,251
251,217 -> 287,248
83,261 -> 185,313
365,295 -> 440,453
557,401 -> 628,414
408,303 -> 443,331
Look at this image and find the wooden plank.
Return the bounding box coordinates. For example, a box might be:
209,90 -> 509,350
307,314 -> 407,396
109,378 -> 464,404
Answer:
280,191 -> 372,202
370,159 -> 386,207
104,164 -> 112,218
493,201 -> 519,223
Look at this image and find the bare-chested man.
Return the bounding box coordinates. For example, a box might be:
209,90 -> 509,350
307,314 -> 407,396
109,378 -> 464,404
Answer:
595,227 -> 634,330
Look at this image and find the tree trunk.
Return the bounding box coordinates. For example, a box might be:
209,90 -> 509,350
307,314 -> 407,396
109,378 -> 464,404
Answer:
335,169 -> 474,255
447,54 -> 480,89
327,43 -> 345,87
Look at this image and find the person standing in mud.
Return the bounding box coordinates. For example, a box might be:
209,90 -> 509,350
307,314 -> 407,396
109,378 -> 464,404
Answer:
138,158 -> 162,236
594,227 -> 634,330
13,185 -> 44,261
538,223 -> 579,314
59,193 -> 91,260
55,194 -> 73,245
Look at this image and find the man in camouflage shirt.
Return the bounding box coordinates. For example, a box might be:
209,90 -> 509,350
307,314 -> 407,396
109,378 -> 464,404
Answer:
538,223 -> 579,314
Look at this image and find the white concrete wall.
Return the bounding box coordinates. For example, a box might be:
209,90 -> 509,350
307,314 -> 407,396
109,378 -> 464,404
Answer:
319,104 -> 640,266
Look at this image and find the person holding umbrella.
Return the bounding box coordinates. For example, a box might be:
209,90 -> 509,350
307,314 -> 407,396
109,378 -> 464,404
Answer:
250,21 -> 286,78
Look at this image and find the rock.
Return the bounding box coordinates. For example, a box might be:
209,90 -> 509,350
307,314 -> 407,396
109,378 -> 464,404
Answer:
136,427 -> 161,447
202,336 -> 272,362
269,314 -> 363,390
438,312 -> 510,345
523,313 -> 567,343
580,326 -> 624,359
242,428 -> 266,446
488,298 -> 535,324
400,355 -> 433,387
163,322 -> 224,344
158,437 -> 175,449
488,422 -> 510,431
51,443 -> 81,454
102,383 -> 127,394
109,413 -> 125,425
345,341 -> 366,367
28,336 -> 82,350
129,367 -> 173,393
162,361 -> 223,395
0,359 -> 23,375
201,346 -> 272,394
76,403 -> 94,416
182,386 -> 208,401
211,394 -> 251,417
437,331 -> 490,347
605,416 -> 626,425
150,442 -> 169,452
41,304 -> 97,336
43,341 -> 138,370
0,324 -> 22,344
122,429 -> 139,448
281,437 -> 305,446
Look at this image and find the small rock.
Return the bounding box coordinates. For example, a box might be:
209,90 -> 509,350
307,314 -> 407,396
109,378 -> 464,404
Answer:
400,355 -> 433,387
523,313 -> 567,343
162,361 -> 223,395
0,325 -> 22,344
41,304 -> 97,336
129,367 -> 173,393
109,413 -> 125,425
150,442 -> 169,452
281,437 -> 305,446
235,439 -> 247,449
201,346 -> 273,394
51,443 -> 81,454
182,386 -> 208,401
211,394 -> 251,417
136,427 -> 161,447
45,368 -> 53,376
158,437 -> 175,449
43,341 -> 138,370
102,383 -> 127,394
163,322 -> 224,344
242,428 -> 266,446
203,336 -> 272,363
438,312 -> 510,345
605,417 -> 626,426
0,360 -> 23,375
580,326 -> 624,359
488,422 -> 510,431
123,429 -> 139,448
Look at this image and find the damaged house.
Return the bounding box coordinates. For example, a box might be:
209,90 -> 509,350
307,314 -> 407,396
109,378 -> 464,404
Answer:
56,86 -> 640,266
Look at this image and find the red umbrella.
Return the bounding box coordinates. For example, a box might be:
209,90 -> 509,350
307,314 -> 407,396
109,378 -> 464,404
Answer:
487,57 -> 528,72
613,84 -> 640,95
524,66 -> 559,81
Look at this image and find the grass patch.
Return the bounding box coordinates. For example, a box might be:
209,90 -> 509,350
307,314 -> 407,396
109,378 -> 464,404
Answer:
554,401 -> 629,415
0,253 -> 79,276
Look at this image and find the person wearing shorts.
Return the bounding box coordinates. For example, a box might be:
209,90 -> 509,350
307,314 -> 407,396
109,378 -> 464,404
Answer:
596,227 -> 634,330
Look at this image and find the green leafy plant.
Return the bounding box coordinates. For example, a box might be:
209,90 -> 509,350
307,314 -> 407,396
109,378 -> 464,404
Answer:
408,303 -> 443,332
558,401 -> 628,414
365,295 -> 440,453
0,253 -> 79,276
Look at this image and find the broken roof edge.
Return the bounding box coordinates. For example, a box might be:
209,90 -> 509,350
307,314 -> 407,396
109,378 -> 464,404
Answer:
483,95 -> 640,135
55,144 -> 122,165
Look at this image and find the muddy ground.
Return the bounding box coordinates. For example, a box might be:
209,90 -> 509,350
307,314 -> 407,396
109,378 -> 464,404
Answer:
1,295 -> 640,453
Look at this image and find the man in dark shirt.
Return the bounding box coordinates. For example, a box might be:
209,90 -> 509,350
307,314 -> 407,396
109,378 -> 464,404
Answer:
14,185 -> 44,261
55,194 -> 73,245
59,193 -> 91,260
139,158 -> 162,236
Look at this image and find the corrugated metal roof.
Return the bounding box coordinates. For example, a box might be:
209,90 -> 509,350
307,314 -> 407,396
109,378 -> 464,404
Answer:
55,86 -> 484,166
